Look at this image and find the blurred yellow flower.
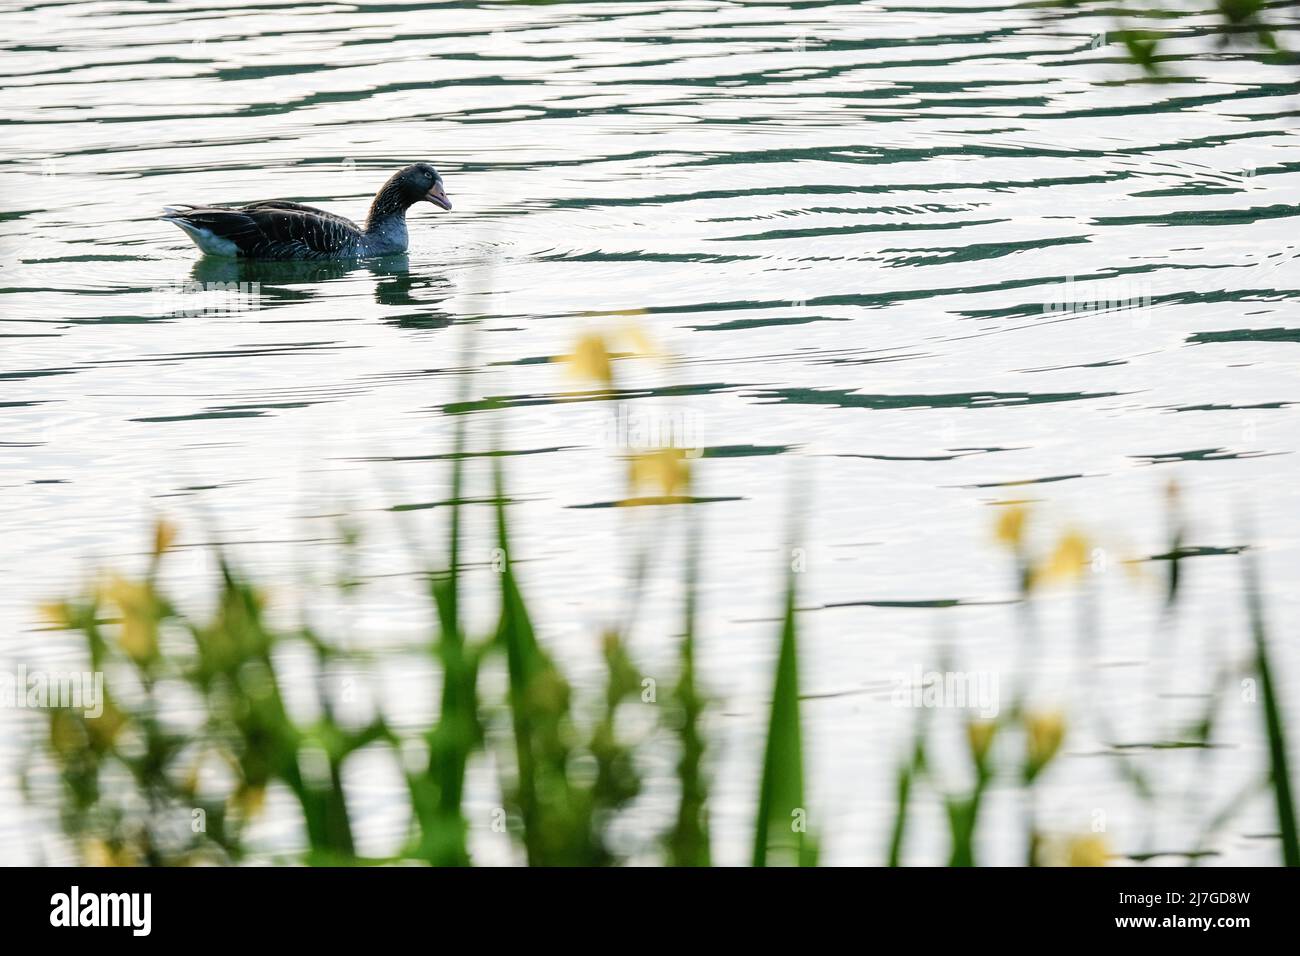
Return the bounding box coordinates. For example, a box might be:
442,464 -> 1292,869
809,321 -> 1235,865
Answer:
38,601 -> 74,629
967,719 -> 997,765
557,332 -> 615,387
994,504 -> 1029,549
1037,832 -> 1111,867
84,838 -> 137,868
1067,834 -> 1110,867
85,699 -> 126,749
628,447 -> 691,498
1025,710 -> 1066,775
1041,530 -> 1091,584
152,518 -> 178,558
101,574 -> 158,662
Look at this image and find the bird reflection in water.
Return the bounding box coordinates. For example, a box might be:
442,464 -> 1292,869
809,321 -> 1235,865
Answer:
187,254 -> 454,329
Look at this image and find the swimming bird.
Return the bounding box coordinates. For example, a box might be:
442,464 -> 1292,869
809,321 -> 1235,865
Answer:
161,163 -> 451,260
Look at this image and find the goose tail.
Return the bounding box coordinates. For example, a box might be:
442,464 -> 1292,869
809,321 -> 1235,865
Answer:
161,209 -> 243,257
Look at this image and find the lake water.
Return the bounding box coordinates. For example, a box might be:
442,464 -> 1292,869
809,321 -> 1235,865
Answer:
2,0 -> 1298,865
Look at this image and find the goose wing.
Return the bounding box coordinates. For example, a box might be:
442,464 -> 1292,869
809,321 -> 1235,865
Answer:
162,203 -> 363,259
240,200 -> 358,228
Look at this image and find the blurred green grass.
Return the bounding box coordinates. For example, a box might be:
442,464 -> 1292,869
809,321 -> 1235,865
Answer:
21,340 -> 1299,866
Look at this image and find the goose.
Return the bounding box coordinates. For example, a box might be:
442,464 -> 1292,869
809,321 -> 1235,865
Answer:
161,163 -> 451,260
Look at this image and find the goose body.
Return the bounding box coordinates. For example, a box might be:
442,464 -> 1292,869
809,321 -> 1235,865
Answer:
161,163 -> 451,261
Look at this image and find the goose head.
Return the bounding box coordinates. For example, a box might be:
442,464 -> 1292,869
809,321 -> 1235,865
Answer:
369,163 -> 452,223
404,162 -> 452,211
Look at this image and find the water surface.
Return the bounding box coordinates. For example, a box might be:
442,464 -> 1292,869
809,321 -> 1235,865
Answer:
2,0 -> 1299,864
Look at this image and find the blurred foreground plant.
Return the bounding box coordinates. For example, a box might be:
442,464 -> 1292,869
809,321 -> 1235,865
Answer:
21,333 -> 1298,866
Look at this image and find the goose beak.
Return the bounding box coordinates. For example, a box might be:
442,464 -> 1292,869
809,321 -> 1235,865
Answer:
425,184 -> 452,210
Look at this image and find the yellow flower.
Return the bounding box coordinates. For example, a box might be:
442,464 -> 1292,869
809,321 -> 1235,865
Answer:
152,518 -> 178,558
86,698 -> 126,749
38,601 -> 74,629
967,719 -> 997,766
1025,710 -> 1066,776
83,838 -> 137,867
101,574 -> 159,662
557,333 -> 615,387
627,448 -> 691,498
1037,832 -> 1111,867
1041,530 -> 1091,584
1067,834 -> 1110,867
994,504 -> 1029,549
